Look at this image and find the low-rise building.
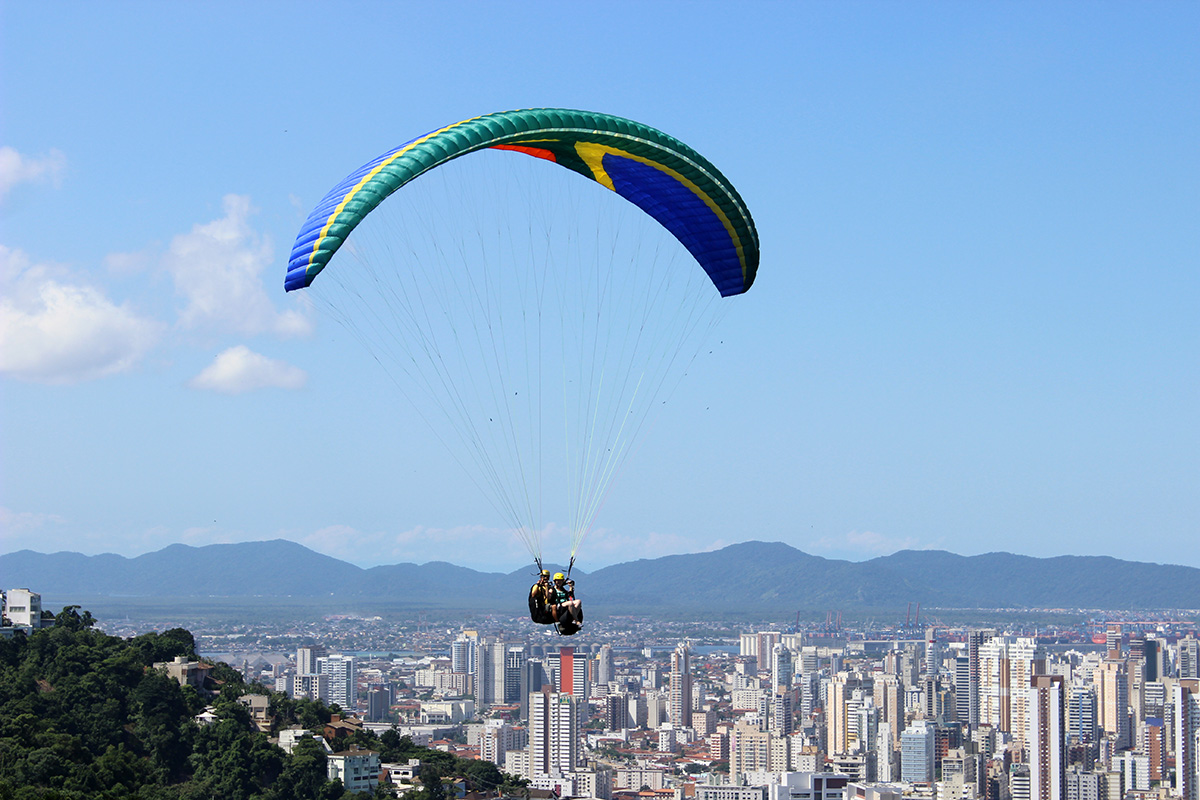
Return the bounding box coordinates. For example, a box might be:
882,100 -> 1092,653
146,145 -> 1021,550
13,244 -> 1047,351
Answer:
154,656 -> 213,690
327,747 -> 380,794
2,589 -> 44,629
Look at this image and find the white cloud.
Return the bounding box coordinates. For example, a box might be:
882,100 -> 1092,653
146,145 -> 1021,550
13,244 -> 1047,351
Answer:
0,246 -> 163,383
165,194 -> 311,338
188,345 -> 306,393
0,507 -> 66,536
0,146 -> 66,200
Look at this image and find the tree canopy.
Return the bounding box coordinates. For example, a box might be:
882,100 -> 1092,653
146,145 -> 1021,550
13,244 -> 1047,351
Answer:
0,608 -> 523,799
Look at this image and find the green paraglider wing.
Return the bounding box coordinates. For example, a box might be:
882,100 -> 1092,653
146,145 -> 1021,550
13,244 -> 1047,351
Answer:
286,108 -> 758,297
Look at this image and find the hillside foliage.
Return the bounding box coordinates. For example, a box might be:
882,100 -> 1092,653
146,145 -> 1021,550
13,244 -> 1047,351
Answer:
0,608 -> 517,799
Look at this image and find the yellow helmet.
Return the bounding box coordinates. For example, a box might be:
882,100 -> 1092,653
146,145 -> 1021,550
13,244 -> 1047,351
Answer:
554,572 -> 565,581
540,569 -> 550,577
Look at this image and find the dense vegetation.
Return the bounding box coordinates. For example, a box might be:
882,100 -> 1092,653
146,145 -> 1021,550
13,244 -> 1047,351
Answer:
0,608 -> 522,799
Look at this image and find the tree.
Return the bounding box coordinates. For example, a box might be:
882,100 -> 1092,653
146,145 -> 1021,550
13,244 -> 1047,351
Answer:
460,758 -> 503,791
53,606 -> 95,631
420,762 -> 446,800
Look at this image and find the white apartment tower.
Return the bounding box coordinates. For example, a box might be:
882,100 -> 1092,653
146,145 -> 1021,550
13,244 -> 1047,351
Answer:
1180,637 -> 1200,681
925,628 -> 942,678
528,690 -> 583,777
316,654 -> 356,708
475,639 -> 509,707
452,632 -> 477,675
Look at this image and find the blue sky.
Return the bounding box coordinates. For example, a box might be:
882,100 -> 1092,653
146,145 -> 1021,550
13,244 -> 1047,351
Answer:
1,3 -> 1196,573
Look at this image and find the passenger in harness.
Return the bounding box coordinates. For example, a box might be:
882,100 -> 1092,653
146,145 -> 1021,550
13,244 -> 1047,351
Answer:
550,572 -> 583,631
528,570 -> 556,625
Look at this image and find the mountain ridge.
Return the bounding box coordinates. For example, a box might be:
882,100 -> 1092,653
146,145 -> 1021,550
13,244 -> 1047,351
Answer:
3,539 -> 1197,612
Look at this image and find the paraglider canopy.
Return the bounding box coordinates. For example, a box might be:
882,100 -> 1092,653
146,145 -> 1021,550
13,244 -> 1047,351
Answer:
287,108 -> 758,571
287,108 -> 758,297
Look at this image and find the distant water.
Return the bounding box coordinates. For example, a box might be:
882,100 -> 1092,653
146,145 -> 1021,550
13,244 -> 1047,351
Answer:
612,644 -> 737,656
203,650 -> 425,662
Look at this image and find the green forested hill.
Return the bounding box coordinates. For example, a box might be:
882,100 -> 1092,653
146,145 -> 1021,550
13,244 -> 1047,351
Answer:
0,608 -> 514,799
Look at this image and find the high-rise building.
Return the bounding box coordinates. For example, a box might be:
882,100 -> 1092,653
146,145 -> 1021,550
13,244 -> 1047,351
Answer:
1175,680 -> 1199,800
521,658 -> 548,721
854,702 -> 879,759
297,645 -> 328,676
316,654 -> 356,709
874,673 -> 902,748
1095,660 -> 1131,750
1069,682 -> 1098,744
798,670 -> 819,719
925,628 -> 942,678
1065,766 -> 1103,800
1181,637 -> 1200,680
481,719 -> 526,766
452,632 -> 477,675
828,671 -> 865,757
502,646 -> 526,704
955,655 -> 972,723
730,720 -> 789,776
1106,626 -> 1123,662
558,647 -> 588,699
472,639 -> 511,707
900,719 -> 935,784
978,635 -> 1045,745
1140,717 -> 1165,781
967,629 -> 998,729
876,722 -> 896,782
670,642 -> 692,728
1011,764 -> 1031,800
528,690 -> 583,777
772,643 -> 793,694
597,644 -> 614,685
604,693 -> 630,730
1027,675 -> 1066,800
296,671 -> 330,702
1147,638 -> 1168,684
770,692 -> 795,736
757,632 -> 782,669
367,683 -> 394,722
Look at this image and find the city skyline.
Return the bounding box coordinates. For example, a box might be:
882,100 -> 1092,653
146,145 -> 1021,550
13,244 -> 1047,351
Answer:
2,4 -> 1197,573
12,580 -> 1192,800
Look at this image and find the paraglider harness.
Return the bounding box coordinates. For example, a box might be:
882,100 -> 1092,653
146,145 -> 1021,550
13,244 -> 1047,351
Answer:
532,557 -> 580,636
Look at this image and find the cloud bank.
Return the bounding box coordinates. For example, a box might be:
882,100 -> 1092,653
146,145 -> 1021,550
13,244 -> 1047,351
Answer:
166,194 -> 310,338
0,146 -> 66,200
0,246 -> 163,383
188,345 -> 307,393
